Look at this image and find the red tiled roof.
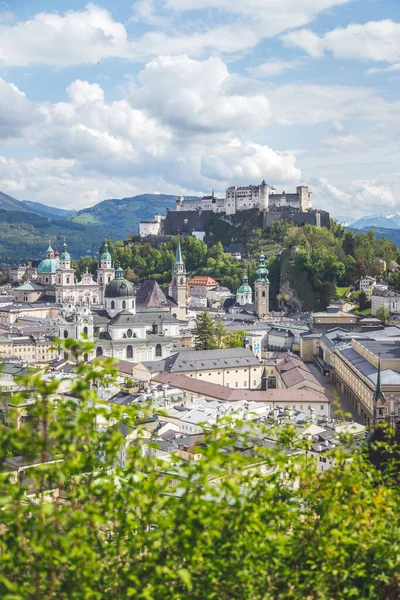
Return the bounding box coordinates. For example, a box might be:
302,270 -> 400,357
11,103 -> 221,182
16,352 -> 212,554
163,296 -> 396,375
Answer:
152,372 -> 329,404
188,276 -> 218,287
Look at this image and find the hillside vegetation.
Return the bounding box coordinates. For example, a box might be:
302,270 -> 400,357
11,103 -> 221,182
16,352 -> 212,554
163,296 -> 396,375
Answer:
72,194 -> 200,237
0,210 -> 108,262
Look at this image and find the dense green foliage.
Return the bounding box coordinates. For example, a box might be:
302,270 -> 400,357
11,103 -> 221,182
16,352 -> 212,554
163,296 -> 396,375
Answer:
278,224 -> 399,311
1,345 -> 400,599
195,311 -> 218,350
376,305 -> 390,322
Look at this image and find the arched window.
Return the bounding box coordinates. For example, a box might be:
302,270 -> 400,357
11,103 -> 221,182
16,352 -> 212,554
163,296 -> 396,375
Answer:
180,277 -> 184,285
58,277 -> 61,284
100,276 -> 103,283
45,277 -> 49,283
63,330 -> 68,339
111,301 -> 115,309
122,300 -> 126,309
108,276 -> 111,283
127,329 -> 132,338
83,326 -> 88,336
96,347 -> 103,356
262,291 -> 266,297
156,343 -> 162,357
66,277 -> 70,284
127,345 -> 133,359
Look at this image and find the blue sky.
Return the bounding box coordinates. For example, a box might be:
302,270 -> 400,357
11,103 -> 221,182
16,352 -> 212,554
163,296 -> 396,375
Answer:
0,0 -> 399,217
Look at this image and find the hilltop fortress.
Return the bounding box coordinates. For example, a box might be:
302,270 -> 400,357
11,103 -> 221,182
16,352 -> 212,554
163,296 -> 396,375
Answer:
140,181 -> 329,239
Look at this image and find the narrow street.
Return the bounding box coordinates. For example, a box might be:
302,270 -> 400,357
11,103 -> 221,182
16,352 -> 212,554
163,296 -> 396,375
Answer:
307,362 -> 365,424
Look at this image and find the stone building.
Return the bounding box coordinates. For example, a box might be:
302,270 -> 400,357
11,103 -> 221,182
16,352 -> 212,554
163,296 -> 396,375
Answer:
254,253 -> 270,317
59,267 -> 184,364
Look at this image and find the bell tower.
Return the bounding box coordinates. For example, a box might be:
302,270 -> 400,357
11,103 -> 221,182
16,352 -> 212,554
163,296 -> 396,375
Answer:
97,240 -> 115,304
56,241 -> 75,304
171,237 -> 187,314
254,252 -> 270,317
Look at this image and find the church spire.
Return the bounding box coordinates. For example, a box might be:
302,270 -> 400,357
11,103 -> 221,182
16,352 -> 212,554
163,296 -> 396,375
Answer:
373,355 -> 386,426
174,236 -> 183,266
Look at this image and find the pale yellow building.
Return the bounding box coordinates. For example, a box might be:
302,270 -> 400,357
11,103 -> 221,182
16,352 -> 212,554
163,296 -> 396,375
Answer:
0,334 -> 58,364
132,348 -> 263,389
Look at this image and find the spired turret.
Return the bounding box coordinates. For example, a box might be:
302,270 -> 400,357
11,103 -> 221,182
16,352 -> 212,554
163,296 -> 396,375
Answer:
97,240 -> 115,303
254,252 -> 270,317
170,237 -> 187,318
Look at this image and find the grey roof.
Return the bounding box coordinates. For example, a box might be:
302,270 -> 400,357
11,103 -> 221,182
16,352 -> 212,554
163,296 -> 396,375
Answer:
137,311 -> 178,324
142,348 -> 261,373
105,278 -> 135,299
108,311 -> 145,326
355,339 -> 400,360
372,289 -> 400,297
269,328 -> 294,339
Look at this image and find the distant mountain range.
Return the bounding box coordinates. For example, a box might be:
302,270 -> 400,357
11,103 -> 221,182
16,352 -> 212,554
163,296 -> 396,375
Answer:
350,213 -> 400,230
0,190 -> 191,262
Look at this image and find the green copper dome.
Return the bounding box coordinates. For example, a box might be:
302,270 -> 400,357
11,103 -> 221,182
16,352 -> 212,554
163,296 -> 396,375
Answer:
237,274 -> 252,294
255,252 -> 269,283
60,242 -> 71,261
37,258 -> 60,274
101,241 -> 112,262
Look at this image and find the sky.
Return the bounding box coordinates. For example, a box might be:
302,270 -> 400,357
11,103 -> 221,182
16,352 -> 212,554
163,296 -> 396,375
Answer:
0,1 -> 399,218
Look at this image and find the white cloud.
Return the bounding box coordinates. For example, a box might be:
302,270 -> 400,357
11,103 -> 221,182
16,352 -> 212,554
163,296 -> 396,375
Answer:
201,141 -> 301,184
134,55 -> 271,133
0,1 -> 353,68
249,59 -> 301,78
0,4 -> 130,67
0,78 -> 40,138
283,20 -> 400,64
311,175 -> 400,217
268,84 -> 400,125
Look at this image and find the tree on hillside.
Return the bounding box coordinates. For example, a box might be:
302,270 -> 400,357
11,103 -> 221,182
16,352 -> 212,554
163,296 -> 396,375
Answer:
214,319 -> 226,349
195,311 -> 217,350
376,305 -> 390,322
224,329 -> 247,348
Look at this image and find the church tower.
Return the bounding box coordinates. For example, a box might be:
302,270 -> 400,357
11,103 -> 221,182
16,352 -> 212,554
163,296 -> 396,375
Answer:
97,241 -> 115,304
56,242 -> 75,304
171,237 -> 187,317
254,252 -> 270,318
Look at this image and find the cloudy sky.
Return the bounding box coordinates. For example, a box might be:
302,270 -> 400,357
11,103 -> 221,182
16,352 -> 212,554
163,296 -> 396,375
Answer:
0,0 -> 399,217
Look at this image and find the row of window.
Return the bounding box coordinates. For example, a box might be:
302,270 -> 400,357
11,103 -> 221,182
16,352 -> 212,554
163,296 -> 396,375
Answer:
95,344 -> 162,358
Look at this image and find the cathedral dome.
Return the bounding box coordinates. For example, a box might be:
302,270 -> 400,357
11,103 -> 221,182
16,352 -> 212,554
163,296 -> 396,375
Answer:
37,258 -> 60,274
105,267 -> 135,298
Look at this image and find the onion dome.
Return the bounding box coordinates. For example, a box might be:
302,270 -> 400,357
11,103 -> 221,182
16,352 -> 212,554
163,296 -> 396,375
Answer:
105,267 -> 135,298
237,273 -> 252,294
100,241 -> 112,262
255,252 -> 269,283
60,242 -> 71,261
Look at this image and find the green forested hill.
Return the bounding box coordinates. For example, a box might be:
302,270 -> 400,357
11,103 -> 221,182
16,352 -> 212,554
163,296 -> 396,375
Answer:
21,200 -> 75,219
71,194 -> 199,237
0,192 -> 199,262
0,210 -> 108,262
